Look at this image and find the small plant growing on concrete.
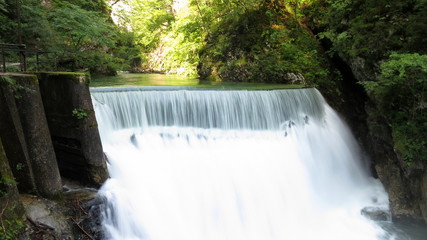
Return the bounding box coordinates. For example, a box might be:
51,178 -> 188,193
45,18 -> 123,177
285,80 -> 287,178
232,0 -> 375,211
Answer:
72,108 -> 88,120
0,75 -> 33,99
15,164 -> 24,171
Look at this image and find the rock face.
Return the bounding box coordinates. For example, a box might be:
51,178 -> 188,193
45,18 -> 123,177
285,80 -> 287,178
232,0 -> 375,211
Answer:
80,195 -> 107,240
22,194 -> 74,240
421,175 -> 427,222
337,55 -> 427,224
365,102 -> 424,221
361,207 -> 390,221
63,180 -> 106,240
21,182 -> 105,240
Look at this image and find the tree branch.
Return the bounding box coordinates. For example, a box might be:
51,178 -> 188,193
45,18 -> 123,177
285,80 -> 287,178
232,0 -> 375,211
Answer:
111,0 -> 121,7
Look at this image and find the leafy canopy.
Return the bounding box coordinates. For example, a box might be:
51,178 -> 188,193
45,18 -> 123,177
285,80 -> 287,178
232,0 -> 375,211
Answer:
362,53 -> 427,163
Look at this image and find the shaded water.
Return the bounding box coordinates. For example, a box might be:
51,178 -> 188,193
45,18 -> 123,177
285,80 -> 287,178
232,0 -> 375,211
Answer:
91,73 -> 303,90
92,87 -> 413,240
91,73 -> 199,88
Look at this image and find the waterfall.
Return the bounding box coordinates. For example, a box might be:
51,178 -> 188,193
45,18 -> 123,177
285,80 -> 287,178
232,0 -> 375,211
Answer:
91,87 -> 397,240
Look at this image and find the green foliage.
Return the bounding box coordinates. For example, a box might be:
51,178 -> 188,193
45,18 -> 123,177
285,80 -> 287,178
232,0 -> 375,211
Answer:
54,0 -> 109,12
404,1 -> 427,53
312,0 -> 427,63
122,0 -> 202,74
111,0 -> 333,78
0,0 -> 54,48
0,188 -> 24,240
49,3 -> 114,49
0,175 -> 23,240
0,0 -> 121,75
20,0 -> 55,49
303,0 -> 427,164
128,0 -> 174,48
111,29 -> 144,72
0,218 -> 24,240
0,0 -> 329,78
0,0 -> 5,11
0,1 -> 7,34
15,163 -> 24,171
197,0 -> 335,87
0,75 -> 32,99
0,0 -> 15,43
361,53 -> 427,163
72,108 -> 88,120
0,177 -> 16,198
47,2 -> 116,73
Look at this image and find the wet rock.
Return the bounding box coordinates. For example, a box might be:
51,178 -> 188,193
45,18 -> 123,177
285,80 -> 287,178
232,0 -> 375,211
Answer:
421,174 -> 427,224
21,194 -> 73,240
333,55 -> 427,224
365,97 -> 426,223
130,133 -> 139,148
361,207 -> 390,221
19,179 -> 107,240
63,179 -> 106,240
81,196 -> 107,240
345,56 -> 377,83
284,72 -> 306,85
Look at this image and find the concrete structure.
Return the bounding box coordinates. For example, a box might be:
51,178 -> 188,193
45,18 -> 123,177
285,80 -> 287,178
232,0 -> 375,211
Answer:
38,72 -> 108,187
0,76 -> 36,193
0,73 -> 63,199
0,72 -> 108,200
0,137 -> 25,225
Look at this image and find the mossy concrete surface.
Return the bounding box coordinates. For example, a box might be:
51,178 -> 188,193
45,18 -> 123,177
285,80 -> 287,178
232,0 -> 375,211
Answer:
38,72 -> 108,187
0,138 -> 25,228
1,72 -> 108,195
10,74 -> 63,199
0,76 -> 36,193
0,73 -> 63,199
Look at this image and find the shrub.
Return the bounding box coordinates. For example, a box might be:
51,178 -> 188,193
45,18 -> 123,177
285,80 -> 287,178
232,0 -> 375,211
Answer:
362,53 -> 427,164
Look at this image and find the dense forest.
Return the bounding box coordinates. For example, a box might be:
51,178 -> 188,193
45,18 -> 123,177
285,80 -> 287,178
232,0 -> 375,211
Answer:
1,0 -> 426,172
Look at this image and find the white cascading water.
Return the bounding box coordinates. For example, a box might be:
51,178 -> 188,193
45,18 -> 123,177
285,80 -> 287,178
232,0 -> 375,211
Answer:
91,87 -> 397,240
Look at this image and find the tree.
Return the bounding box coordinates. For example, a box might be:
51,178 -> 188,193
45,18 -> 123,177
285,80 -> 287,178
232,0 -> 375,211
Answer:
48,2 -> 116,73
362,53 -> 427,163
0,0 -> 7,42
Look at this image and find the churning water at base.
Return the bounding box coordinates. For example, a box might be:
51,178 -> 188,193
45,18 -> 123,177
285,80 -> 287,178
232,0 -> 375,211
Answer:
91,88 -> 404,240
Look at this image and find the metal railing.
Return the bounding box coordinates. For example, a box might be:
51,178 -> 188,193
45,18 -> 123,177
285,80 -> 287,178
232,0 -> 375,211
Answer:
1,43 -> 57,72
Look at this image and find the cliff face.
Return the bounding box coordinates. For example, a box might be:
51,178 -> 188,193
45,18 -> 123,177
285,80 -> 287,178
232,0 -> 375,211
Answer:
303,0 -> 427,224
337,55 -> 427,224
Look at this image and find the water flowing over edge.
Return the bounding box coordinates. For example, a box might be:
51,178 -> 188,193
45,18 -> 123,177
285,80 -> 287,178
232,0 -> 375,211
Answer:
91,88 -> 325,131
91,87 -> 410,240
